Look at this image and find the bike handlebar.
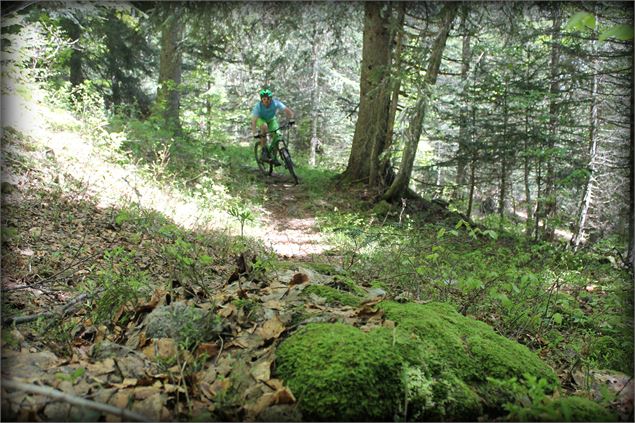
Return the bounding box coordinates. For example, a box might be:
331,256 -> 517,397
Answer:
254,120 -> 295,138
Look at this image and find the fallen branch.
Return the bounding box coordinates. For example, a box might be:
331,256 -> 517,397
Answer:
2,379 -> 151,422
3,288 -> 104,326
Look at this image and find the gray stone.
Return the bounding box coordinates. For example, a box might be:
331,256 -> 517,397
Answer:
143,302 -> 222,343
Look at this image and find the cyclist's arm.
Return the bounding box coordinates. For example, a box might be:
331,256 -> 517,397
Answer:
251,116 -> 258,135
283,107 -> 294,120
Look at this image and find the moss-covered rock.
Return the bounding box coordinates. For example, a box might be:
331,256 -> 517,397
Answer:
275,301 -> 558,421
379,301 -> 558,387
302,284 -> 362,307
506,396 -> 618,422
276,323 -> 403,421
371,200 -> 392,216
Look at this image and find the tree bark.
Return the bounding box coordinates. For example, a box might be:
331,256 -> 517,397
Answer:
157,3 -> 184,133
572,22 -> 599,251
382,3 -> 457,203
456,6 -> 471,195
376,2 -> 406,189
541,4 -> 562,240
310,23 -> 321,167
341,2 -> 392,184
60,17 -> 84,89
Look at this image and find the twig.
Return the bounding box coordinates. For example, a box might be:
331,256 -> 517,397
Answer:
3,288 -> 104,326
1,379 -> 151,422
214,335 -> 224,366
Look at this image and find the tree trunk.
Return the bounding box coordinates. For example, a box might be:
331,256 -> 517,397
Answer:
382,3 -> 457,202
467,158 -> 476,219
498,77 -> 509,221
157,4 -> 184,133
541,4 -> 562,240
341,2 -> 392,184
524,115 -> 533,238
534,157 -> 543,241
309,24 -> 321,167
572,23 -> 599,251
60,17 -> 84,89
456,6 -> 471,195
377,2 -> 406,188
629,43 -> 634,270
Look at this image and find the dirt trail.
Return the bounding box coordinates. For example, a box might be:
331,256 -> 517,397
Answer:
252,177 -> 332,258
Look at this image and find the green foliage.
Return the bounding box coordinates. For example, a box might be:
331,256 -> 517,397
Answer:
227,202 -> 255,237
83,246 -> 150,325
55,367 -> 86,383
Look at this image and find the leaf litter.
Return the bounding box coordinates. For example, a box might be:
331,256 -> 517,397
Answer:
0,128 -> 387,421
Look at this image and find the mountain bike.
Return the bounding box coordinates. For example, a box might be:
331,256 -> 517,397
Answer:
254,121 -> 299,184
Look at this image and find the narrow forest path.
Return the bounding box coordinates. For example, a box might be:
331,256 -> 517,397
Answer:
255,178 -> 332,258
2,91 -> 332,261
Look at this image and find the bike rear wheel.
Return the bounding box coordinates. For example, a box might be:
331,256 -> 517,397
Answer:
254,142 -> 273,176
280,147 -> 299,184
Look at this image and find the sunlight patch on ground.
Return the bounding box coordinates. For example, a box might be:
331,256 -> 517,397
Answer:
2,87 -> 335,258
2,91 -> 233,233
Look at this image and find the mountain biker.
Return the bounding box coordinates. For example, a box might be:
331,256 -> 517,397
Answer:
251,88 -> 294,166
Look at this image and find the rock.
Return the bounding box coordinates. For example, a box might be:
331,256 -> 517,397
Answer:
143,302 -> 222,344
256,404 -> 303,422
1,182 -> 16,194
573,369 -> 634,420
275,301 -> 558,421
91,340 -> 135,360
1,350 -> 60,379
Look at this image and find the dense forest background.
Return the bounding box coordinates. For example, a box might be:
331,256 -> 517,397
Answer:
2,1 -> 633,253
1,1 -> 634,422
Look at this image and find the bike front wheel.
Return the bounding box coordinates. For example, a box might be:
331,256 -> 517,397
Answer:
254,142 -> 273,176
280,147 -> 299,184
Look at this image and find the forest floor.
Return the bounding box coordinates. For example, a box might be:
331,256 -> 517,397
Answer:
0,90 -> 374,421
2,88 -> 632,422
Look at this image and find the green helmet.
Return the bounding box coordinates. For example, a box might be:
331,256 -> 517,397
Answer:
259,88 -> 272,98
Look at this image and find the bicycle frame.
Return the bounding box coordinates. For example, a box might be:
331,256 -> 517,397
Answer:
254,121 -> 299,184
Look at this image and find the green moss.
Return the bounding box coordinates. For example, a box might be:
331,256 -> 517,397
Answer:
507,396 -> 618,422
379,301 -> 557,386
275,301 -> 559,421
302,285 -> 362,307
304,261 -> 340,275
276,323 -> 403,421
372,200 -> 392,216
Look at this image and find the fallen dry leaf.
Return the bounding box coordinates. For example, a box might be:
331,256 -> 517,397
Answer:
257,315 -> 286,341
289,273 -> 309,287
250,360 -> 272,382
142,338 -> 177,359
195,342 -> 219,358
219,303 -> 237,318
272,386 -> 296,405
86,358 -> 116,375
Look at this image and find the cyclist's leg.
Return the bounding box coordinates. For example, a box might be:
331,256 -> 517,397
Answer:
267,118 -> 281,159
256,117 -> 269,158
